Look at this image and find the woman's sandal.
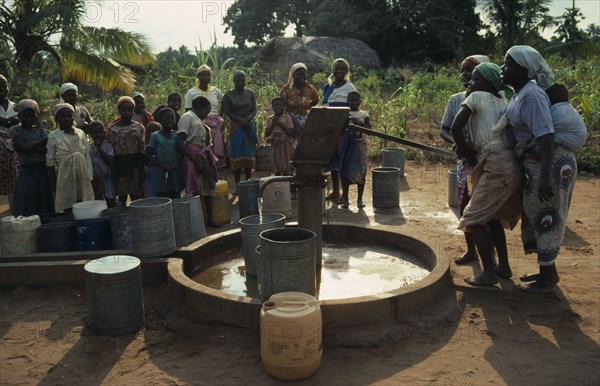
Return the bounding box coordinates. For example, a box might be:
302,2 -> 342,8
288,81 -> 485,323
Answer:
495,266 -> 513,279
454,254 -> 478,265
325,192 -> 340,201
519,272 -> 560,284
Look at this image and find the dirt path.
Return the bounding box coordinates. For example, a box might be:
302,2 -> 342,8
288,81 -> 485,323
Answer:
1,160 -> 599,385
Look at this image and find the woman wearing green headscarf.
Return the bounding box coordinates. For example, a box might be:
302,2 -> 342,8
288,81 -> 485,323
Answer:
451,62 -> 523,287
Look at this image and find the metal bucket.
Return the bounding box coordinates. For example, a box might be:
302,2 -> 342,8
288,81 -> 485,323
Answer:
448,168 -> 459,208
382,148 -> 406,176
75,218 -> 112,251
37,221 -> 76,253
1,215 -> 40,256
173,196 -> 206,241
39,212 -> 74,224
102,206 -> 132,250
238,178 -> 260,219
171,200 -> 193,247
85,255 -> 144,335
129,197 -> 176,257
258,227 -> 316,302
372,167 -> 401,208
256,145 -> 272,171
239,213 -> 285,277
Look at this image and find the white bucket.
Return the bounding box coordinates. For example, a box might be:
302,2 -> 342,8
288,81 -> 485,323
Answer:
259,177 -> 292,218
72,200 -> 108,220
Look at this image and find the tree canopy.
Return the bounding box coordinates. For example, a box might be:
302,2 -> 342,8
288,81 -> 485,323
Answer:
224,0 -> 492,64
0,0 -> 154,97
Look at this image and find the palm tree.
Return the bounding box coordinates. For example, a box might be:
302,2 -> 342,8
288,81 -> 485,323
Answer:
479,0 -> 556,52
0,0 -> 154,98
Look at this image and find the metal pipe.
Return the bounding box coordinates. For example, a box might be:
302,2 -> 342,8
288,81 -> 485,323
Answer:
349,124 -> 455,158
257,176 -> 294,198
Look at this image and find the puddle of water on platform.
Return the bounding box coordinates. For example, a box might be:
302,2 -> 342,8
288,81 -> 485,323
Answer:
190,242 -> 430,301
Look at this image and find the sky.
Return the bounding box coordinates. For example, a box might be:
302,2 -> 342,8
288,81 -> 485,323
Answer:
84,0 -> 600,54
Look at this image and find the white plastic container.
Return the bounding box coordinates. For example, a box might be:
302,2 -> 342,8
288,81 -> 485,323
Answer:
259,177 -> 292,218
260,292 -> 322,380
72,200 -> 108,220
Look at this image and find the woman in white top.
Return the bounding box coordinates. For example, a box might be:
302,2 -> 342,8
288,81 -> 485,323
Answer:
321,58 -> 357,201
184,64 -> 225,169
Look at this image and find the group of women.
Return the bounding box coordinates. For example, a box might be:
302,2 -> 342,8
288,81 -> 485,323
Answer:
442,45 -> 583,294
1,45 -> 582,294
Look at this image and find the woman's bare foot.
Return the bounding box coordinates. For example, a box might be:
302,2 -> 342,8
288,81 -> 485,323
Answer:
515,280 -> 555,294
464,272 -> 499,286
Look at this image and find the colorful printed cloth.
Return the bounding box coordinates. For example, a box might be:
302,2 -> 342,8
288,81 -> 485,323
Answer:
107,121 -> 145,196
521,142 -> 577,266
266,113 -> 295,174
182,142 -> 219,196
339,110 -> 369,185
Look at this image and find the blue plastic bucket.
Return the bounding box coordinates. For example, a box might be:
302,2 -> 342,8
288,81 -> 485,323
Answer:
75,218 -> 112,251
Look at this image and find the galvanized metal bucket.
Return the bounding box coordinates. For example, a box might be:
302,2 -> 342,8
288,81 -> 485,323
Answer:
239,213 -> 285,277
258,227 -> 316,301
372,167 -> 401,208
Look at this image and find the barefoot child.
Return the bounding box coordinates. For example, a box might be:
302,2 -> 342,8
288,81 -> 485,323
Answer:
88,121 -> 116,207
339,91 -> 370,209
265,97 -> 296,176
177,96 -> 219,227
108,96 -> 146,205
451,63 -> 522,287
10,99 -> 54,216
147,108 -> 183,199
47,103 -> 94,212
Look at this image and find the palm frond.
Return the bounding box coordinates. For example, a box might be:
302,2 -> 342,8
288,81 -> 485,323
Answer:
19,0 -> 86,39
66,25 -> 154,66
60,45 -> 136,93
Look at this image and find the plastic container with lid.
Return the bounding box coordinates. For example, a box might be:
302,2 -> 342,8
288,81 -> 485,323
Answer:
72,200 -> 108,220
260,292 -> 322,380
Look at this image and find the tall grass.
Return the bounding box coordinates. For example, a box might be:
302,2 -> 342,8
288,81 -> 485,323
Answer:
20,50 -> 600,173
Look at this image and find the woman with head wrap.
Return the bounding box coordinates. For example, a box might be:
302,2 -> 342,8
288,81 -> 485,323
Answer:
321,58 -> 357,201
107,96 -> 146,204
184,64 -> 226,169
222,70 -> 257,191
501,45 -> 572,293
440,54 -> 490,265
450,62 -> 522,287
59,82 -> 93,131
10,99 -> 54,215
0,75 -> 20,206
279,62 -> 319,130
46,103 -> 94,212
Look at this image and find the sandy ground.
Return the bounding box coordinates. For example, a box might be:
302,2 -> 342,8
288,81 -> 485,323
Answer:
1,160 -> 599,385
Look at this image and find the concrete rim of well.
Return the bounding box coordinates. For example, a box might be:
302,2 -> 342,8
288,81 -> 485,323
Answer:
168,223 -> 453,328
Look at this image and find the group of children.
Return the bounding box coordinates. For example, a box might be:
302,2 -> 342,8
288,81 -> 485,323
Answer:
3,59 -> 375,220
265,91 -> 371,208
